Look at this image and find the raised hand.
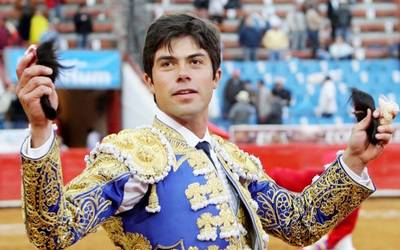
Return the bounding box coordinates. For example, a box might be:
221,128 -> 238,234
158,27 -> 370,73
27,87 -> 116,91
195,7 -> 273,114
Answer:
16,46 -> 58,147
343,108 -> 397,175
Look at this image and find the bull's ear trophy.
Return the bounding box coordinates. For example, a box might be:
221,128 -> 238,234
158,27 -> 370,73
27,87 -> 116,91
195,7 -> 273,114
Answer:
36,40 -> 69,120
350,88 -> 398,145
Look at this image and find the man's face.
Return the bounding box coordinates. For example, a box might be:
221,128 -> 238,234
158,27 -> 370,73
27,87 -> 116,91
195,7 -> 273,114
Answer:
144,36 -> 221,122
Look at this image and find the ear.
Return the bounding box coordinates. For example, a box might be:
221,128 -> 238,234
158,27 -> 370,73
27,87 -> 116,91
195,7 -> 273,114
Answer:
143,73 -> 155,94
212,68 -> 222,89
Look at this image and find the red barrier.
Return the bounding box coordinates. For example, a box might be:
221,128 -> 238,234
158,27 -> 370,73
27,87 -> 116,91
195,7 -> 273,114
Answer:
1,144 -> 399,201
240,143 -> 400,191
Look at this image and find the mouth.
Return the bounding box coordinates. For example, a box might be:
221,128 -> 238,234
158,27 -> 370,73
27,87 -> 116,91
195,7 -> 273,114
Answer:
172,89 -> 198,96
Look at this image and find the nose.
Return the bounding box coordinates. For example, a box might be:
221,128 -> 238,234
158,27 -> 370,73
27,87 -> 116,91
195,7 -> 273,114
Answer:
176,63 -> 190,83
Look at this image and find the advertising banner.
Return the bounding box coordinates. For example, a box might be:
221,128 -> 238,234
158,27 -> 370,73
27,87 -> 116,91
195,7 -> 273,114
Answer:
4,48 -> 121,89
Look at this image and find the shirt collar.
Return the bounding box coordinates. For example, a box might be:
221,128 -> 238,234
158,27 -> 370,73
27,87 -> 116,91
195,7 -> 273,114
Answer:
155,108 -> 211,148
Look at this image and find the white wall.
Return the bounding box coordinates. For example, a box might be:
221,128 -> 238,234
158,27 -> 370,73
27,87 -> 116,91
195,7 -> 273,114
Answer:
122,63 -> 157,129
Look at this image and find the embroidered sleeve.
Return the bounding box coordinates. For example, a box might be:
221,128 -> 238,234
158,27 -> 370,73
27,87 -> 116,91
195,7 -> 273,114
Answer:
21,137 -> 131,249
248,159 -> 374,247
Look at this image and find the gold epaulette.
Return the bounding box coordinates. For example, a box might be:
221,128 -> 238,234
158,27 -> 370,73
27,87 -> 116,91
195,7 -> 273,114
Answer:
212,135 -> 264,182
85,127 -> 175,184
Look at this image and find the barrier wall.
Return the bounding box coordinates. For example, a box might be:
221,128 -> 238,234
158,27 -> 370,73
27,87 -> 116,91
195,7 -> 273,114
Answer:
1,144 -> 399,202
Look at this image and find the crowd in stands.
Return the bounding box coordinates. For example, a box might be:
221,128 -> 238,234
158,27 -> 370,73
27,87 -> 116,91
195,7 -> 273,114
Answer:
221,69 -> 294,126
191,0 -> 399,60
0,0 -> 98,129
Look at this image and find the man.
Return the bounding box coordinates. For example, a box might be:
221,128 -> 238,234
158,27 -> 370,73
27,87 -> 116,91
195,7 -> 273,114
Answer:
16,14 -> 395,249
223,68 -> 244,118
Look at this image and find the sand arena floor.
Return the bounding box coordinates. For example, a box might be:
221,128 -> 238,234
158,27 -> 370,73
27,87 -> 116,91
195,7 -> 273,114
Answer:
0,198 -> 399,250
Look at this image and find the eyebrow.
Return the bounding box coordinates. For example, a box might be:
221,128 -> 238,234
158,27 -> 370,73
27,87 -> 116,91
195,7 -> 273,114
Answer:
155,53 -> 207,63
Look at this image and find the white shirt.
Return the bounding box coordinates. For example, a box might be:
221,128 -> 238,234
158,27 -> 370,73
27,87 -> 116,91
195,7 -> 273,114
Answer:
21,108 -> 374,213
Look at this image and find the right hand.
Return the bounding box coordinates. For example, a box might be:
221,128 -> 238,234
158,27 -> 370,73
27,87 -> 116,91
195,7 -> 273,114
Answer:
16,46 -> 58,146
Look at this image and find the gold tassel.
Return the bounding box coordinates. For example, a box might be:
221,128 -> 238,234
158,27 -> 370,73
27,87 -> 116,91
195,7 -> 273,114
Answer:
145,184 -> 161,213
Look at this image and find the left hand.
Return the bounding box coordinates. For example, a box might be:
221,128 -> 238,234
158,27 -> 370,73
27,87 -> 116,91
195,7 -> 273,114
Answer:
343,108 -> 397,175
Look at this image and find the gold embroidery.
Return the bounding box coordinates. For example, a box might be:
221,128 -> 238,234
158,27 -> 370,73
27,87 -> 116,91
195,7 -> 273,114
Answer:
102,216 -> 152,249
94,127 -> 174,184
218,203 -> 237,238
153,118 -> 191,154
187,151 -> 214,175
185,182 -> 209,211
146,184 -> 161,213
21,141 -> 129,249
154,119 -> 251,249
212,135 -> 263,182
197,212 -> 219,241
255,161 -> 373,246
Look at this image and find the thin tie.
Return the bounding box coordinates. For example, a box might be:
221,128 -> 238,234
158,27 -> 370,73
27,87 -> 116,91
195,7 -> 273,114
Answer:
195,141 -> 215,166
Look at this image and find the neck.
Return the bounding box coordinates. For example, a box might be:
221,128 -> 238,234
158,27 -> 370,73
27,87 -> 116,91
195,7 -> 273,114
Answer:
171,114 -> 208,138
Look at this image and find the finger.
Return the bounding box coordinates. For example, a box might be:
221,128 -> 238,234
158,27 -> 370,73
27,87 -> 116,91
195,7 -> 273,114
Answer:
22,85 -> 53,105
19,65 -> 53,89
22,76 -> 55,94
373,108 -> 380,119
355,108 -> 372,131
377,124 -> 395,134
16,46 -> 36,79
375,133 -> 392,144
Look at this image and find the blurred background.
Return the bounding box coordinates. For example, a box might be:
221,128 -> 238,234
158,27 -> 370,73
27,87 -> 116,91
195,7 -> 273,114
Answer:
0,0 -> 399,249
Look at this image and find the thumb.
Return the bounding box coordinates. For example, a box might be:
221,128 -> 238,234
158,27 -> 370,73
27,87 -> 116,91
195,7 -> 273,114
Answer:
356,108 -> 372,131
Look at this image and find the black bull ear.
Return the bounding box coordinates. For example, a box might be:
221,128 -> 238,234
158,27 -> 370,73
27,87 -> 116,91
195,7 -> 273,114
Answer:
349,88 -> 379,145
36,40 -> 70,120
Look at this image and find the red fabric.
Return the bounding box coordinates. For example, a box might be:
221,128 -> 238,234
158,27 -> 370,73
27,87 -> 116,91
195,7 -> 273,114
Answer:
267,167 -> 322,192
45,0 -> 59,8
326,208 -> 360,248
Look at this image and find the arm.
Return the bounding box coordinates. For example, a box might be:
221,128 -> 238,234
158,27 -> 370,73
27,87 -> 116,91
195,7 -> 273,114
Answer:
21,135 -> 132,249
249,108 -> 395,246
248,157 -> 372,246
16,46 -> 148,249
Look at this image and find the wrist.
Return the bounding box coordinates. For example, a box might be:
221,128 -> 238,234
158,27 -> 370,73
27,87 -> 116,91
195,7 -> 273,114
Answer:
342,149 -> 366,176
30,122 -> 53,148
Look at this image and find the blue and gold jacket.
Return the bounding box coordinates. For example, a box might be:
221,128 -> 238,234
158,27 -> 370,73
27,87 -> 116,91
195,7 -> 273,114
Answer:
21,119 -> 373,249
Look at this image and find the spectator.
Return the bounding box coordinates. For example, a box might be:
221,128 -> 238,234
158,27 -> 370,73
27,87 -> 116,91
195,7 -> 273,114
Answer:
0,15 -> 11,59
223,69 -> 245,118
228,90 -> 255,124
315,76 -> 337,118
265,90 -> 284,124
272,77 -> 291,106
74,4 -> 93,48
45,0 -> 62,23
329,35 -> 353,59
286,3 -> 307,51
208,0 -> 227,24
239,14 -> 263,61
29,7 -> 49,44
335,0 -> 352,42
193,0 -> 209,18
305,4 -> 322,58
224,0 -> 242,18
40,23 -> 61,48
224,0 -> 241,9
6,97 -> 29,129
17,4 -> 34,44
255,79 -> 272,124
327,0 -> 340,40
0,82 -> 14,129
262,15 -> 289,60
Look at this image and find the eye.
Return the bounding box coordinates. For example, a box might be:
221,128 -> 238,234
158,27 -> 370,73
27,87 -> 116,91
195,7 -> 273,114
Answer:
191,58 -> 203,65
160,61 -> 172,68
